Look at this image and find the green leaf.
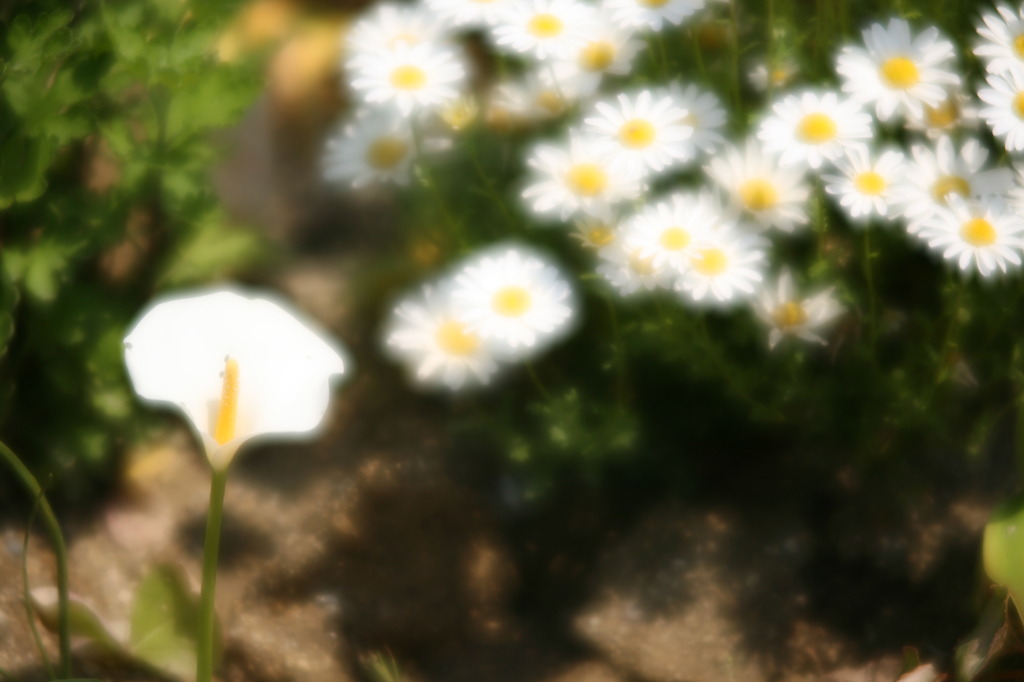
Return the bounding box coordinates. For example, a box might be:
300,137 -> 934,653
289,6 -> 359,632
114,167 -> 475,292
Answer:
983,495 -> 1024,607
129,564 -> 214,679
157,212 -> 268,287
0,133 -> 57,208
0,265 -> 16,359
30,586 -> 125,655
22,242 -> 70,303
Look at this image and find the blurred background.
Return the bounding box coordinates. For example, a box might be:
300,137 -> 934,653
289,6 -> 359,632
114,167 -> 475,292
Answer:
0,0 -> 1019,680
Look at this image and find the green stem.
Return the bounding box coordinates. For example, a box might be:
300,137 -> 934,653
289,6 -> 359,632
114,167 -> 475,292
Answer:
862,227 -> 878,355
0,440 -> 71,679
932,276 -> 966,391
468,143 -> 515,234
605,295 -> 627,407
728,0 -> 742,111
526,362 -> 551,401
410,121 -> 465,248
1016,387 -> 1024,483
196,465 -> 228,682
23,498 -> 55,680
689,27 -> 707,82
653,32 -> 670,77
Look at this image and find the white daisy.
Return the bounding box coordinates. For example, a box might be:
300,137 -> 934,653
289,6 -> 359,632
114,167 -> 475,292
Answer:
979,68 -> 1024,152
757,90 -> 873,169
584,89 -> 694,175
572,214 -> 619,249
975,4 -> 1024,74
425,0 -> 514,30
323,111 -> 416,188
489,0 -> 597,60
917,196 -> 1024,277
676,224 -> 768,307
348,41 -> 467,115
596,237 -> 671,296
451,244 -> 576,352
904,87 -> 981,139
1007,163 -> 1024,215
754,269 -> 844,350
706,139 -> 810,233
485,69 -> 588,129
835,17 -> 960,122
898,136 -> 1014,234
666,81 -> 727,156
557,18 -> 642,82
747,58 -> 799,93
603,0 -> 704,33
822,146 -> 907,224
623,192 -> 721,275
384,284 -> 501,391
345,3 -> 448,54
522,134 -> 644,220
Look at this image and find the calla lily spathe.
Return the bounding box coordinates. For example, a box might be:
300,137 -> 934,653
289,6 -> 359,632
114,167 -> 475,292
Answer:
124,288 -> 348,470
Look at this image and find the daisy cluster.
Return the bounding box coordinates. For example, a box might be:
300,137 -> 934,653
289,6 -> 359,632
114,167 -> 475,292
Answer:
324,0 -> 1024,390
384,243 -> 576,390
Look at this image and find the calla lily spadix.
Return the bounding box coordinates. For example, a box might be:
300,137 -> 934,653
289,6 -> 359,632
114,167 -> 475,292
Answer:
123,287 -> 348,470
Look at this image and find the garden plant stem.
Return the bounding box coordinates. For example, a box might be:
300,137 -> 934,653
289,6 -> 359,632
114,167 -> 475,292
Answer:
196,465 -> 228,682
23,500 -> 55,680
863,228 -> 878,356
0,440 -> 71,679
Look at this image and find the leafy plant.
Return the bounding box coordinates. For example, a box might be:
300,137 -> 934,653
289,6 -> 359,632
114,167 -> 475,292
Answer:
0,0 -> 269,501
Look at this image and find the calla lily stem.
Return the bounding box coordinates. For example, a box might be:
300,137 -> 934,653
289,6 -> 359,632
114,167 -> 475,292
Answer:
0,439 -> 72,679
196,465 -> 228,682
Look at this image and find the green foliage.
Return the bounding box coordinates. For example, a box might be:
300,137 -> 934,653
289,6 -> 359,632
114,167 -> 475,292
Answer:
130,564 -> 217,679
0,0 -> 268,501
984,497 -> 1024,610
32,563 -> 220,680
31,587 -> 123,656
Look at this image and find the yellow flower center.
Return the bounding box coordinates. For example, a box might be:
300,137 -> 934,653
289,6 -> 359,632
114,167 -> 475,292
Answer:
1013,91 -> 1024,119
583,225 -> 615,247
1015,34 -> 1024,58
772,301 -> 808,329
579,40 -> 616,71
639,0 -> 669,7
961,218 -> 997,246
527,13 -> 563,38
619,118 -> 657,149
629,250 -> 654,276
535,89 -> 566,114
435,320 -> 480,356
771,67 -> 790,86
440,96 -> 479,131
931,174 -> 971,204
925,98 -> 959,128
390,64 -> 427,91
854,171 -> 887,196
739,178 -> 779,211
880,56 -> 919,89
693,248 -> 728,276
366,136 -> 409,170
797,112 -> 837,144
492,286 -> 532,317
565,163 -> 608,197
660,227 -> 690,251
213,357 -> 240,446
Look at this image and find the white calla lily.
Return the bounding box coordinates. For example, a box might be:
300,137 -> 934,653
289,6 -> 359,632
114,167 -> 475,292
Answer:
123,287 -> 348,470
